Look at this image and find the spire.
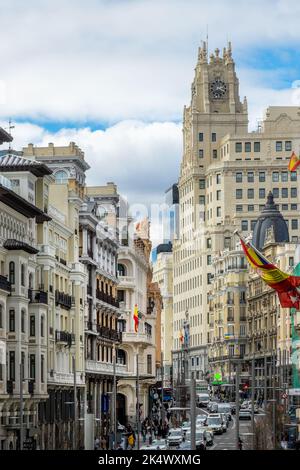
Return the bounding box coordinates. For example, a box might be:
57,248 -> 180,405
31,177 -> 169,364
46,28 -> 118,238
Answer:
198,40 -> 207,64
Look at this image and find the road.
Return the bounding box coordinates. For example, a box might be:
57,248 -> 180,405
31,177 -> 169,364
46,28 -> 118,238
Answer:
196,407 -> 252,450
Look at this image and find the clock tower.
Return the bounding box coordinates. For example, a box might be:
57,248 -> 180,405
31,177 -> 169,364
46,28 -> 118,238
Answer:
182,42 -> 248,173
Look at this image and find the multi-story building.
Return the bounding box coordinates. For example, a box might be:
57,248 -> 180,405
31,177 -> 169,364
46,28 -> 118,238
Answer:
116,221 -> 156,425
172,41 -> 300,380
80,184 -> 124,446
152,243 -> 173,386
22,143 -> 89,449
0,145 -> 51,450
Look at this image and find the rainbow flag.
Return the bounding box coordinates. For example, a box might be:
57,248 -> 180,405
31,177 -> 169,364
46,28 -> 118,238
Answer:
288,151 -> 300,172
133,304 -> 139,332
238,233 -> 300,309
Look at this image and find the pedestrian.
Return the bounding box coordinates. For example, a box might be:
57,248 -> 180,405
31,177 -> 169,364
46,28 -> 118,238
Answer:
94,437 -> 100,450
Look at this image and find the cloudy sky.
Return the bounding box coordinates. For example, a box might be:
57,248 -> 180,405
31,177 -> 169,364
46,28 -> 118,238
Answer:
1,0 -> 300,218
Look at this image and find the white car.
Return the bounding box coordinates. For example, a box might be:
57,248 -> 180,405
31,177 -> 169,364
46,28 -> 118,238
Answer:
196,415 -> 207,426
181,421 -> 191,434
167,429 -> 183,447
239,409 -> 251,420
206,414 -> 223,435
185,429 -> 207,450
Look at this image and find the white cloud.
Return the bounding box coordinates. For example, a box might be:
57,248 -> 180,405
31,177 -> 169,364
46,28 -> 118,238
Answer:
0,0 -> 300,123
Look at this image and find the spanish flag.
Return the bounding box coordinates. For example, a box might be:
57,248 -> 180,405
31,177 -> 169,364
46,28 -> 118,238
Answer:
179,329 -> 184,344
288,151 -> 300,172
237,231 -> 300,309
133,304 -> 139,332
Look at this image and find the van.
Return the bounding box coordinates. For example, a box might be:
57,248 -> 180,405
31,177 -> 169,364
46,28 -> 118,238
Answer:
197,393 -> 210,407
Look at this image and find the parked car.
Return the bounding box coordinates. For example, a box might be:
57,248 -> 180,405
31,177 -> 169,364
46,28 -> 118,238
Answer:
239,409 -> 251,420
167,428 -> 183,447
206,414 -> 223,435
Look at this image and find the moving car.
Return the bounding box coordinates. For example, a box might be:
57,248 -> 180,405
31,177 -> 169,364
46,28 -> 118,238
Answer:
207,402 -> 218,413
167,428 -> 183,447
186,429 -> 207,450
196,426 -> 214,447
239,409 -> 251,420
206,414 -> 223,435
181,421 -> 191,434
220,413 -> 228,432
196,415 -> 207,426
217,404 -> 232,421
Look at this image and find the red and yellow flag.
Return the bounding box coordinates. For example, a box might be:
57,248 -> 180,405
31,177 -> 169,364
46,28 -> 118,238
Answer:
288,151 -> 300,172
179,329 -> 184,344
237,232 -> 300,309
133,304 -> 139,332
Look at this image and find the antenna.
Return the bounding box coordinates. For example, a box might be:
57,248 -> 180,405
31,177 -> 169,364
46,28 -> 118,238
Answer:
6,118 -> 15,151
206,24 -> 209,54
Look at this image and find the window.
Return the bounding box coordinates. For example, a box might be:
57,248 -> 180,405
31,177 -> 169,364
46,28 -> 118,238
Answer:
212,133 -> 216,142
41,355 -> 44,383
247,172 -> 254,183
248,205 -> 254,212
259,188 -> 265,199
216,174 -> 221,184
259,172 -> 265,182
118,264 -> 126,276
147,354 -> 152,375
276,141 -> 282,152
0,304 -> 2,328
199,195 -> 205,205
9,351 -> 15,381
21,264 -> 25,287
291,172 -> 297,181
291,187 -> 297,198
282,188 -> 288,198
245,142 -> 251,152
272,172 -> 279,182
199,149 -> 204,158
207,255 -> 212,265
236,172 -> 243,183
55,170 -> 68,184
241,220 -> 248,231
9,310 -> 15,332
224,237 -> 231,249
282,204 -> 288,211
236,189 -> 243,199
236,205 -> 243,212
41,316 -> 44,337
292,236 -> 299,243
29,354 -> 36,379
213,149 -> 217,159
247,189 -> 254,199
199,132 -> 204,142
9,261 -> 15,284
21,351 -> 25,381
281,172 -> 288,182
199,179 -> 205,189
235,142 -> 242,153
289,257 -> 294,267
254,142 -> 261,152
273,188 -> 279,198
30,316 -> 35,337
216,190 -> 221,200
21,310 -> 25,333
292,220 -> 298,230
285,141 -> 292,151
207,273 -> 212,284
207,238 -> 212,249
251,220 -> 256,231
291,204 -> 297,210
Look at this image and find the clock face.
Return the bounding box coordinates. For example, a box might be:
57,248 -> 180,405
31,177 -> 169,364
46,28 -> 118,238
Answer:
210,80 -> 227,99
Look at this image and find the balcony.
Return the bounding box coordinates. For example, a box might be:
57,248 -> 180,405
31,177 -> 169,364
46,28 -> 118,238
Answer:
28,289 -> 48,304
96,289 -> 120,308
55,290 -> 72,310
118,275 -> 135,288
96,325 -> 122,342
86,359 -> 127,377
122,331 -> 153,346
48,371 -> 85,386
0,275 -> 11,293
227,317 -> 235,322
55,330 -> 75,346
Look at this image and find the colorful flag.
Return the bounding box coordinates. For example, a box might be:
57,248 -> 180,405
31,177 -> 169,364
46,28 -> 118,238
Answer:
237,232 -> 300,309
133,304 -> 139,332
288,151 -> 300,172
179,329 -> 184,344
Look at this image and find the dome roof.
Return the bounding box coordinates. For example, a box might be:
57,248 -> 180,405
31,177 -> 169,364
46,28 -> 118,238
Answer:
252,191 -> 289,250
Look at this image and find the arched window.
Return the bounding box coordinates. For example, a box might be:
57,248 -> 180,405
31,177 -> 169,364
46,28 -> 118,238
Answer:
9,261 -> 15,284
21,264 -> 25,287
55,170 -> 68,184
117,349 -> 126,365
118,264 -> 126,277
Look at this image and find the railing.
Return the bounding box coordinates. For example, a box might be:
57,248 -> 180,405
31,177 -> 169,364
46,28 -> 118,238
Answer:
96,289 -> 120,308
96,325 -> 122,342
59,258 -> 67,266
227,317 -> 235,322
86,359 -> 127,376
55,330 -> 75,346
28,289 -> 48,304
55,290 -> 72,310
0,275 -> 11,292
